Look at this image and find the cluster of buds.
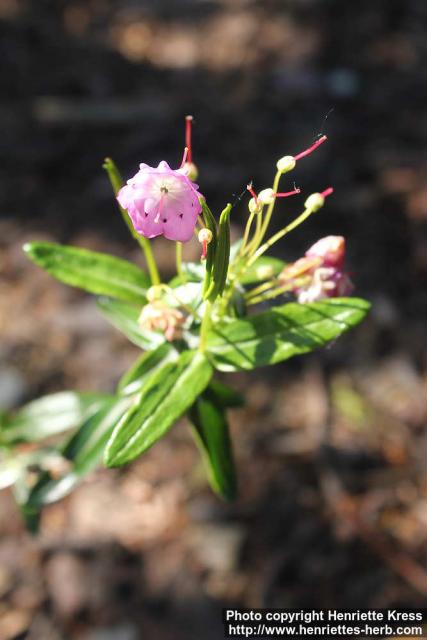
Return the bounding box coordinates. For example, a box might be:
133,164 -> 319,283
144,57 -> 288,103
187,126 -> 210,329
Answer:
138,286 -> 186,342
279,236 -> 353,303
247,184 -> 301,214
247,135 -> 329,217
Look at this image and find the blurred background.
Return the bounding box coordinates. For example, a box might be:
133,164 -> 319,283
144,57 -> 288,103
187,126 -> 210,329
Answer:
1,0 -> 427,638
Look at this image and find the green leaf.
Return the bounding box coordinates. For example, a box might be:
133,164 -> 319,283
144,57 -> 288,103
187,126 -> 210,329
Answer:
97,298 -> 165,349
118,343 -> 178,396
1,392 -> 112,444
207,298 -> 371,371
208,380 -> 244,408
105,350 -> 213,467
189,388 -> 237,500
24,242 -> 149,304
241,256 -> 286,285
18,397 -> 129,512
182,262 -> 205,281
205,204 -> 232,302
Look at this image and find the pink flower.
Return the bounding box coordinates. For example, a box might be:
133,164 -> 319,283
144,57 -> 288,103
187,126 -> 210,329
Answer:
117,160 -> 202,242
279,235 -> 353,303
138,300 -> 186,342
296,267 -> 353,303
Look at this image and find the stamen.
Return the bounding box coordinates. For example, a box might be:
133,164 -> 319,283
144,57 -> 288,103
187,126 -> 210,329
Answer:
247,182 -> 259,204
273,187 -> 301,198
320,187 -> 334,198
180,146 -> 189,169
294,135 -> 327,161
185,115 -> 193,164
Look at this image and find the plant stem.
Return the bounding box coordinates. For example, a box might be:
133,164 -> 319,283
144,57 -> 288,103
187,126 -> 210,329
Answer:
253,170 -> 282,250
140,237 -> 160,285
246,283 -> 293,306
103,157 -> 161,286
176,242 -> 183,277
247,206 -> 315,268
199,300 -> 212,352
244,280 -> 277,300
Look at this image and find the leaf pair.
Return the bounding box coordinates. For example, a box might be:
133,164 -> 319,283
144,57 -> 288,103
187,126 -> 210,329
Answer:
111,344 -> 240,500
105,350 -> 213,467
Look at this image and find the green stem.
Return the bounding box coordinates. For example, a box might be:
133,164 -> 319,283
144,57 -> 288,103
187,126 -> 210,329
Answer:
240,210 -> 257,255
245,279 -> 277,300
103,157 -> 160,286
253,170 -> 282,251
199,300 -> 212,352
247,206 -> 315,268
142,240 -> 161,286
246,283 -> 293,306
176,242 -> 183,277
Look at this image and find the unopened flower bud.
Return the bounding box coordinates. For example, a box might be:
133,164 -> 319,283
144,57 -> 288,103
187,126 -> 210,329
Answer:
258,188 -> 275,205
146,285 -> 163,303
181,161 -> 198,181
276,155 -> 296,173
248,197 -> 263,214
198,227 -> 213,260
306,236 -> 345,268
304,193 -> 325,212
198,228 -> 213,244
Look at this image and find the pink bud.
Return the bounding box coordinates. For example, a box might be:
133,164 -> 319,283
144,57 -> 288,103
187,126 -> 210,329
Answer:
305,235 -> 346,269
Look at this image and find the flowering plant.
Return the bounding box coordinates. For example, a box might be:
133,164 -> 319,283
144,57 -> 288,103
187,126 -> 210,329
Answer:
0,117 -> 369,530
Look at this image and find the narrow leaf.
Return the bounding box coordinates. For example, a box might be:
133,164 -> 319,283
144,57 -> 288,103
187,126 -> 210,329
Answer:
24,242 -> 149,304
189,389 -> 237,500
2,392 -> 113,443
118,343 -> 177,396
97,298 -> 165,349
20,397 -> 129,510
207,298 -> 371,371
208,380 -> 244,408
105,350 -> 213,467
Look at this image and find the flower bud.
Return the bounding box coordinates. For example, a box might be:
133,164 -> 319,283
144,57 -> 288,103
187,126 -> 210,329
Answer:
181,161 -> 198,182
146,285 -> 163,303
276,155 -> 296,173
198,228 -> 213,244
258,188 -> 275,205
304,192 -> 325,212
306,236 -> 345,268
198,227 -> 213,260
248,197 -> 263,214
